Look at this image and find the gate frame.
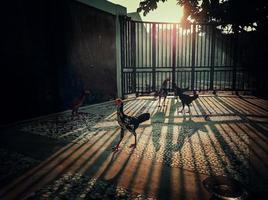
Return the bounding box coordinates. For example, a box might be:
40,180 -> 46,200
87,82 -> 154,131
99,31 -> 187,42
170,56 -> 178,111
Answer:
120,17 -> 251,96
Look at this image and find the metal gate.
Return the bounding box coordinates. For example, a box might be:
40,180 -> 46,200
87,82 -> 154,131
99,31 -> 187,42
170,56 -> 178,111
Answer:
120,16 -> 255,95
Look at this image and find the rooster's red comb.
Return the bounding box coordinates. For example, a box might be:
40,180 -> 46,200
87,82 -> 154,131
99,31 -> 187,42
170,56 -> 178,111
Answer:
115,98 -> 123,105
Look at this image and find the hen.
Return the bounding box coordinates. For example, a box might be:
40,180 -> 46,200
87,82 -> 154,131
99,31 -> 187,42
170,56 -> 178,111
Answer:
71,90 -> 90,118
113,98 -> 150,151
176,87 -> 198,114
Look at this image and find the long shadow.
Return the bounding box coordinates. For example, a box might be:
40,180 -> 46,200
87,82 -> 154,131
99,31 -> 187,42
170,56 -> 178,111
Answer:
157,99 -> 175,199
208,96 -> 230,114
188,131 -> 207,200
72,129 -> 149,199
0,132 -> 90,197
68,115 -> 151,198
174,117 -> 208,152
231,123 -> 268,157
34,127 -> 128,199
226,123 -> 267,182
216,96 -> 268,139
200,96 -> 218,114
141,100 -> 170,198
208,122 -> 249,183
124,101 -> 156,189
151,112 -> 165,152
196,130 -> 215,177
239,96 -> 268,112
229,96 -> 266,116
2,99 -> 153,199
13,129 -> 118,199
238,95 -> 268,113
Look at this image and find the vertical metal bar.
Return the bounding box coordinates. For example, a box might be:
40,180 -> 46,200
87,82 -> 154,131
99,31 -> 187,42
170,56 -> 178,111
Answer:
137,72 -> 140,93
161,24 -> 164,68
157,24 -> 159,68
191,23 -> 196,90
152,23 -> 156,91
165,24 -> 168,67
137,23 -> 140,68
232,34 -> 238,91
219,70 -> 222,89
120,16 -> 125,95
128,20 -> 131,68
177,24 -> 180,67
149,24 -> 152,68
181,27 -> 184,67
145,23 -> 148,67
141,22 -> 144,68
189,27 -> 192,68
126,20 -> 129,68
200,26 -> 203,67
172,24 -> 177,90
196,25 -> 199,67
204,25 -> 207,67
184,29 -> 187,68
210,25 -> 216,90
141,72 -> 144,93
131,21 -> 136,94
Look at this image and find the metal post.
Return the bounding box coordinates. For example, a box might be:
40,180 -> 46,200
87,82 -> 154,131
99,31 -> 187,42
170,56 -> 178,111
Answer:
119,16 -> 125,97
131,21 -> 136,94
152,23 -> 156,91
116,15 -> 123,98
191,23 -> 196,91
172,24 -> 177,91
232,34 -> 238,91
210,25 -> 216,90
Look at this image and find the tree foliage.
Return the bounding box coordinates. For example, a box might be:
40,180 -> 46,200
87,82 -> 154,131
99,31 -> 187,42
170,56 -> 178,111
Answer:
137,0 -> 268,32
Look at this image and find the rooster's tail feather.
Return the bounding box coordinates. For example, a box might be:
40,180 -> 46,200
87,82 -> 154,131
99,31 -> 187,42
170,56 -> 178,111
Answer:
137,113 -> 150,124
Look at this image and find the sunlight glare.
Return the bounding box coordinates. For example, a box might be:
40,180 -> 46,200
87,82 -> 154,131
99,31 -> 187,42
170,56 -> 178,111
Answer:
108,0 -> 183,23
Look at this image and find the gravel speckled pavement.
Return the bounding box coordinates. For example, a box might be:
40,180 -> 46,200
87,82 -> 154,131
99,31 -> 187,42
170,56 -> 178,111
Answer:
0,94 -> 268,199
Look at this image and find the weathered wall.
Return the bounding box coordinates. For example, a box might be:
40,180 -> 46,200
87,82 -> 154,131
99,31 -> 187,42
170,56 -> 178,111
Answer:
0,0 -> 117,124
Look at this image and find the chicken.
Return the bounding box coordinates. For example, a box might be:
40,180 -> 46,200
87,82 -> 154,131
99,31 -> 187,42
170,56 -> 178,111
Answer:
174,84 -> 189,101
176,87 -> 198,114
157,78 -> 170,107
113,98 -> 150,151
71,90 -> 90,118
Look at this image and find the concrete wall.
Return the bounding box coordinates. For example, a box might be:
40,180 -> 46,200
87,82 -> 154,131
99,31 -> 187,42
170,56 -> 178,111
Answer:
0,0 -> 120,124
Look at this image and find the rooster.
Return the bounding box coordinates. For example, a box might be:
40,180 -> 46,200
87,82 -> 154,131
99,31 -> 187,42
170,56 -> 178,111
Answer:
157,78 -> 170,107
174,83 -> 189,101
176,87 -> 198,114
113,98 -> 150,151
71,90 -> 90,118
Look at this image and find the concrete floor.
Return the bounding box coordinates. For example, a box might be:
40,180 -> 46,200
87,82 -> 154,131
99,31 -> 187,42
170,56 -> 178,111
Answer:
0,94 -> 268,200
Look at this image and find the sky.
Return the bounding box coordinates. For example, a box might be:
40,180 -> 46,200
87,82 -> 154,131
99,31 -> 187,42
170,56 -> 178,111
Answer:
107,0 -> 184,23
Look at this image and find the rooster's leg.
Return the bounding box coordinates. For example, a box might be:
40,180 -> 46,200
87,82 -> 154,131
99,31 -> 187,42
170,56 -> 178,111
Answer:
187,105 -> 191,114
129,131 -> 137,148
163,96 -> 166,106
158,96 -> 161,107
179,103 -> 185,113
113,128 -> 124,151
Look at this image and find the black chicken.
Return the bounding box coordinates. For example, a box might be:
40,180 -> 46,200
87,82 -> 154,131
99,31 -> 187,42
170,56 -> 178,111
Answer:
113,98 -> 150,151
176,87 -> 199,114
174,84 -> 189,100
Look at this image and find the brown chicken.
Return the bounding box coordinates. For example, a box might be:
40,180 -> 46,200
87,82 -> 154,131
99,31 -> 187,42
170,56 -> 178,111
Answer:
71,90 -> 90,117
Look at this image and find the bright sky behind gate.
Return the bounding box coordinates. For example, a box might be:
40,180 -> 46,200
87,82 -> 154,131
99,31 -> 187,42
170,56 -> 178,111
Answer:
107,0 -> 184,23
